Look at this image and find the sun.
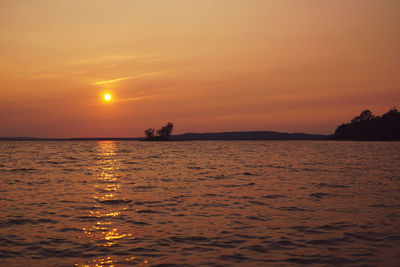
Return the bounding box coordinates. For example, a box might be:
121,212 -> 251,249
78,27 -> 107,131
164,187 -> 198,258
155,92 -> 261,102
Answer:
104,94 -> 111,101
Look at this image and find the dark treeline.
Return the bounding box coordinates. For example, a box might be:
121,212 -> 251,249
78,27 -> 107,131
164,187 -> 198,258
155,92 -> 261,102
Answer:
334,107 -> 400,140
144,122 -> 174,141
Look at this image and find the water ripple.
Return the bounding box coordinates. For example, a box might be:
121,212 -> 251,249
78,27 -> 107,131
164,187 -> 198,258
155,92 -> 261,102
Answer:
0,140 -> 399,266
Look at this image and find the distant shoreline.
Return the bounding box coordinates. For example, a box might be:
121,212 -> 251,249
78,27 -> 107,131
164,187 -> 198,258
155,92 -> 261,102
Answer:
0,130 -> 330,141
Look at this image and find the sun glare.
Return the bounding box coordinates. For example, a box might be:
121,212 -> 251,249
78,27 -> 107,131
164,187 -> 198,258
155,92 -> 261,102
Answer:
104,94 -> 111,101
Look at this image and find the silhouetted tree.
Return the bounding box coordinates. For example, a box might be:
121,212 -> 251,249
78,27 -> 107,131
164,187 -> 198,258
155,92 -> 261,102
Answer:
144,128 -> 155,140
144,122 -> 174,141
156,122 -> 174,141
379,107 -> 400,139
334,107 -> 400,140
351,109 -> 375,123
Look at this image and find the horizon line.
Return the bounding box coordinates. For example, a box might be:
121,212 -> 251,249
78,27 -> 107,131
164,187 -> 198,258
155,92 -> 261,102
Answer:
0,130 -> 330,140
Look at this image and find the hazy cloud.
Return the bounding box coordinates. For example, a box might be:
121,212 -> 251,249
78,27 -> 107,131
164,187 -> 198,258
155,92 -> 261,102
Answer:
91,72 -> 165,85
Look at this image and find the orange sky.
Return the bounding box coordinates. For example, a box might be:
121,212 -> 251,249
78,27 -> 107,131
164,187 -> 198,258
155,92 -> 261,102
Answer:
1,0 -> 399,137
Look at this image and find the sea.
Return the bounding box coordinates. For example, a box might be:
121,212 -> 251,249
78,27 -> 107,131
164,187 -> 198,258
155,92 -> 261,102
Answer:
0,141 -> 399,266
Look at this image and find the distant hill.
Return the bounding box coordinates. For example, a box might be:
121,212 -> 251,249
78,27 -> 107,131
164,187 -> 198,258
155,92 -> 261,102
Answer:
0,137 -> 56,141
0,131 -> 329,141
171,131 -> 328,141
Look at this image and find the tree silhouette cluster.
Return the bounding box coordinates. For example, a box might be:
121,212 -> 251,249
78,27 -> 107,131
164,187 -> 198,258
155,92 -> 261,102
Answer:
144,122 -> 174,141
334,107 -> 400,140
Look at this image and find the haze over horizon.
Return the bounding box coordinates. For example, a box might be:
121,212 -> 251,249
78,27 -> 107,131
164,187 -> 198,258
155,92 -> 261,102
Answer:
1,0 -> 399,138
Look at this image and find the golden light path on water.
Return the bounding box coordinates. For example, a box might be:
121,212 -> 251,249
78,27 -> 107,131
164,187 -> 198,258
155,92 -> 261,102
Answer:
77,141 -> 147,267
0,141 -> 399,266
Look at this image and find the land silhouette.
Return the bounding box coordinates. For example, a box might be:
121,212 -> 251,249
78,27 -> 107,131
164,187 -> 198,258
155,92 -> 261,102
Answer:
334,107 -> 400,140
144,122 -> 174,141
168,131 -> 327,141
2,108 -> 400,141
0,130 -> 328,141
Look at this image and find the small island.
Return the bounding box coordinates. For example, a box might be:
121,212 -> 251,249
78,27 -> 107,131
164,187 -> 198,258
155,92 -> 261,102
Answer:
334,107 -> 400,140
144,122 -> 174,141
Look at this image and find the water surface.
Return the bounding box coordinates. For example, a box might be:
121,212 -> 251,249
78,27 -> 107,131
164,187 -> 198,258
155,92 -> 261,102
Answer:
0,141 -> 399,266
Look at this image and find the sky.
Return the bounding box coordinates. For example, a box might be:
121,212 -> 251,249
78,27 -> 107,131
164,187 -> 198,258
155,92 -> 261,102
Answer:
0,0 -> 399,138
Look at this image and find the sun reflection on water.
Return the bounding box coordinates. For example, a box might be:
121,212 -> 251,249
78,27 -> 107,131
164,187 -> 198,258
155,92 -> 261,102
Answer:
77,141 -> 143,266
75,256 -> 144,267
